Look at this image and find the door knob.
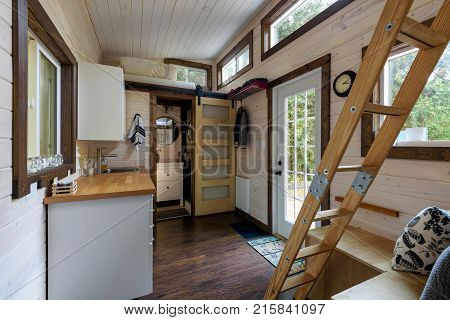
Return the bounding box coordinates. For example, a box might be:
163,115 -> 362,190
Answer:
275,171 -> 282,176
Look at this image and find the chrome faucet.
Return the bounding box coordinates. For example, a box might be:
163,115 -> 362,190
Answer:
96,148 -> 118,173
96,148 -> 105,173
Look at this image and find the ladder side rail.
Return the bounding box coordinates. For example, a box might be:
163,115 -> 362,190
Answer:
263,0 -> 414,300
293,1 -> 450,300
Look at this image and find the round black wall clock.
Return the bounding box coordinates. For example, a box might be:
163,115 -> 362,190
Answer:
333,70 -> 356,97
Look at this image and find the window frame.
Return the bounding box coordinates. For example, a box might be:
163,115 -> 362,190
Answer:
217,30 -> 253,90
360,27 -> 450,162
260,0 -> 355,61
13,0 -> 77,198
164,58 -> 212,91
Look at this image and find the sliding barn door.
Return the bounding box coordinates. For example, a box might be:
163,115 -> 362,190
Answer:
194,97 -> 235,216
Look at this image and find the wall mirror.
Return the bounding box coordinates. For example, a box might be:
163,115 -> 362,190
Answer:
156,117 -> 180,145
27,31 -> 63,174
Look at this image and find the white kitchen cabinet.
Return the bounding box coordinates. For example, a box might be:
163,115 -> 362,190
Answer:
78,62 -> 125,141
48,195 -> 153,300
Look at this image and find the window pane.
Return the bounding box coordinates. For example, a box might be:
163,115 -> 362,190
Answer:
296,174 -> 305,200
237,46 -> 249,71
288,122 -> 295,146
296,93 -> 305,118
287,146 -> 295,171
176,67 -> 188,82
188,69 -> 207,86
306,89 -> 316,117
306,147 -> 316,173
287,173 -> 295,197
270,0 -> 338,48
287,95 -> 295,121
222,59 -> 236,83
296,119 -> 305,145
306,118 -> 315,146
39,54 -> 57,158
296,147 -> 305,172
387,44 -> 450,143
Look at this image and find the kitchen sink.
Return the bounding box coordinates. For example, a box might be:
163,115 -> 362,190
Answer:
104,167 -> 140,173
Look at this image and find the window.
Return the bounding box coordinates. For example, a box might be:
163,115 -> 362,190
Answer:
261,0 -> 354,60
13,0 -> 77,198
380,44 -> 449,146
217,31 -> 253,89
361,33 -> 449,162
175,65 -> 207,87
221,45 -> 250,83
27,31 -> 62,173
164,58 -> 212,90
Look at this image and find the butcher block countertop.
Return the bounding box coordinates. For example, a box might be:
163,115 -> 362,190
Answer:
44,172 -> 156,204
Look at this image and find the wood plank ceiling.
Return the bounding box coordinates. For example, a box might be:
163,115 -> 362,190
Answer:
84,0 -> 269,60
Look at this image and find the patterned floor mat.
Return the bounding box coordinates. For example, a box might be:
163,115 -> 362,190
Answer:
248,236 -> 306,275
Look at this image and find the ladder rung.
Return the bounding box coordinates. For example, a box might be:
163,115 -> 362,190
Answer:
364,103 -> 409,116
281,273 -> 315,292
336,165 -> 377,172
399,17 -> 447,50
313,209 -> 352,222
296,244 -> 332,260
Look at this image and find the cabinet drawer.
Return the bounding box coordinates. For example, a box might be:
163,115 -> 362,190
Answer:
157,168 -> 182,182
157,181 -> 181,202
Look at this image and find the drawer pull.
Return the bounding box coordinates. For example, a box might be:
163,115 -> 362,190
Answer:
166,173 -> 170,176
166,186 -> 170,189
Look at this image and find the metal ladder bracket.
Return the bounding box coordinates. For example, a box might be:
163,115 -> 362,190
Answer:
309,173 -> 329,200
351,171 -> 374,195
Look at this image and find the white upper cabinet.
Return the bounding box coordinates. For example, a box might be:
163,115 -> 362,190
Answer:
78,62 -> 125,141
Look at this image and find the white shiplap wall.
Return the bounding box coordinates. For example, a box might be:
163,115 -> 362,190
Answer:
0,0 -> 102,300
217,0 -> 450,240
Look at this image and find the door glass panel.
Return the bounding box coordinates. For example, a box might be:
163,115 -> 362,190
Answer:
296,147 -> 305,172
202,186 -> 229,201
287,147 -> 295,171
287,173 -> 295,197
285,86 -> 319,223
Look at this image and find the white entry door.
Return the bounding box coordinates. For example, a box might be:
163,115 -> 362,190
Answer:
272,69 -> 322,238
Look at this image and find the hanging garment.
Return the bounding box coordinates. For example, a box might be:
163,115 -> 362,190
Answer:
234,106 -> 249,147
128,113 -> 146,149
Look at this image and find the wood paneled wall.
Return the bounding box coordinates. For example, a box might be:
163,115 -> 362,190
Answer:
218,0 -> 449,240
0,0 -> 102,299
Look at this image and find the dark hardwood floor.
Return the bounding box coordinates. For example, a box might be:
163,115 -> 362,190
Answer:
139,212 -> 274,300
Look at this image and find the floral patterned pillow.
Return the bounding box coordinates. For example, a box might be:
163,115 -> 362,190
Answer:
392,207 -> 450,275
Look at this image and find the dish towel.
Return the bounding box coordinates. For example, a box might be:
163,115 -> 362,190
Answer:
128,113 -> 146,149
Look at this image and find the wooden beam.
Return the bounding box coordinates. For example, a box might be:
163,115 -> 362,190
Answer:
313,209 -> 352,221
335,196 -> 399,217
400,17 -> 447,49
336,165 -> 378,172
296,244 -> 332,260
281,273 -> 315,292
364,103 -> 409,116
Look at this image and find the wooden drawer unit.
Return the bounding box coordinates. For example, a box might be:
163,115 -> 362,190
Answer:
156,162 -> 183,204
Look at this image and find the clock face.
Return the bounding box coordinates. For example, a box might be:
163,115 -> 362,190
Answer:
335,74 -> 352,93
333,71 -> 356,97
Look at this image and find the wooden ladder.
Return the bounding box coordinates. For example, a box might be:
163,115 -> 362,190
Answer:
264,0 -> 449,300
